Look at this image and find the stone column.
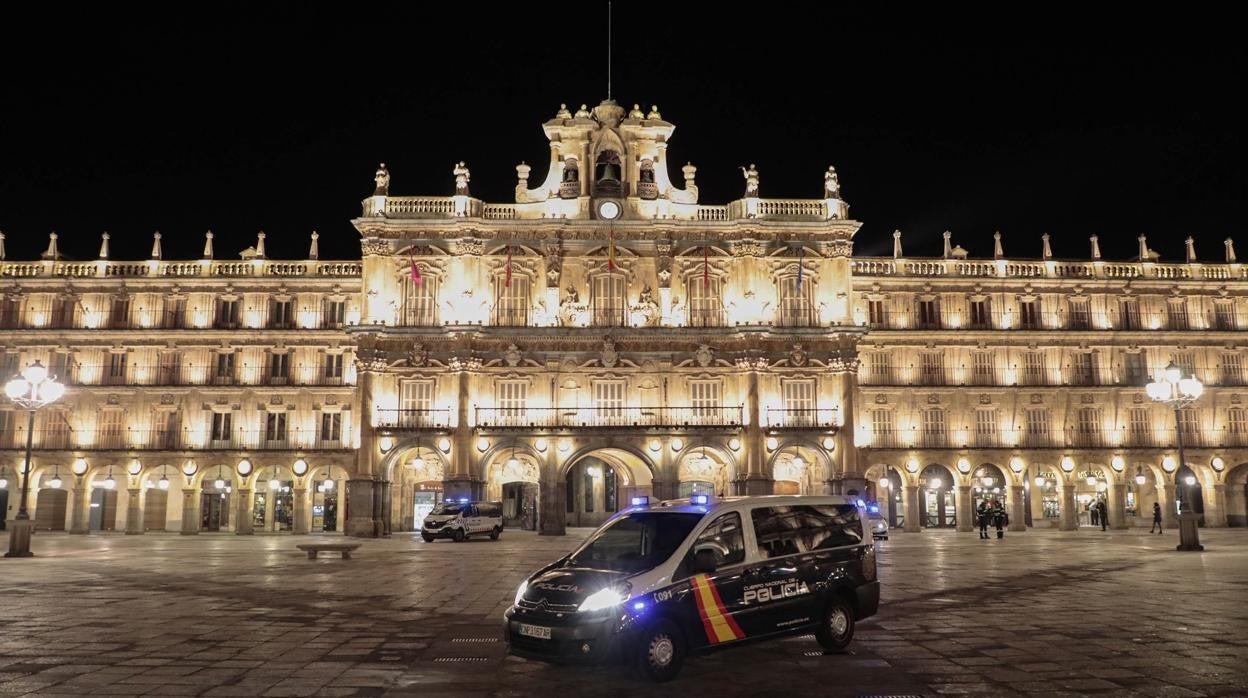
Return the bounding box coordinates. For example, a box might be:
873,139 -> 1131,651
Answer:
1206,483 -> 1227,527
1009,484 -> 1026,531
380,481 -> 392,536
1107,481 -> 1128,529
902,484 -> 921,533
69,482 -> 89,534
540,474 -> 567,536
293,487 -> 309,534
1058,483 -> 1077,531
833,366 -> 865,495
346,478 -> 377,537
1029,483 -> 1046,526
235,488 -> 253,534
125,488 -> 143,534
1226,485 -> 1246,527
444,366 -> 480,500
180,488 -> 199,535
956,485 -> 973,532
1158,483 -> 1179,528
739,359 -> 772,495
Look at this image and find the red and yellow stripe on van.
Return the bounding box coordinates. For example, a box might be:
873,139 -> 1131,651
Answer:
690,574 -> 745,644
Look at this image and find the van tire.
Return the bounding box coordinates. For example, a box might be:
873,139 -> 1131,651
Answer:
421,533 -> 434,543
452,529 -> 466,542
489,526 -> 501,540
634,619 -> 684,682
815,596 -> 855,652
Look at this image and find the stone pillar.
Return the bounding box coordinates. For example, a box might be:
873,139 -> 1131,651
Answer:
1158,483 -> 1179,528
1009,485 -> 1026,531
1226,484 -> 1246,527
540,479 -> 566,536
833,367 -> 862,492
235,488 -> 253,534
345,479 -> 377,537
1058,483 -> 1077,531
1108,481 -> 1128,529
293,487 -> 310,534
955,485 -> 973,532
445,367 -> 481,499
902,484 -> 921,533
1029,483 -> 1046,526
380,481 -> 393,536
739,360 -> 772,495
1206,483 -> 1227,527
69,483 -> 89,534
180,489 -> 199,535
125,488 -> 143,534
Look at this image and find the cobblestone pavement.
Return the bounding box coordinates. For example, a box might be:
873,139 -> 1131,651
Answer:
2,526 -> 1247,697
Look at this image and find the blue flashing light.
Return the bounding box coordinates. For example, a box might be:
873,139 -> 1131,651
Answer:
457,497 -> 470,504
444,498 -> 454,503
632,601 -> 646,611
630,495 -> 650,507
855,498 -> 866,509
868,503 -> 881,515
690,493 -> 710,506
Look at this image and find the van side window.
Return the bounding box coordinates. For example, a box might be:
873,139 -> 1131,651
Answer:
750,505 -> 863,559
683,512 -> 745,574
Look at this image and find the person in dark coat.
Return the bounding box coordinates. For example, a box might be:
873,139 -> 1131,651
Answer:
977,500 -> 990,539
991,500 -> 1007,538
1098,500 -> 1108,531
1150,501 -> 1163,533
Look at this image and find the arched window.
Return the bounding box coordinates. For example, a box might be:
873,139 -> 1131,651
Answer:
777,275 -> 815,327
400,272 -> 438,326
493,273 -> 530,326
686,273 -> 725,327
591,272 -> 628,326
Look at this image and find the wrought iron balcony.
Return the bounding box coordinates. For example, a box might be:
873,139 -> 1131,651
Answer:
474,406 -> 743,429
765,408 -> 839,429
0,428 -> 349,451
375,409 -> 453,430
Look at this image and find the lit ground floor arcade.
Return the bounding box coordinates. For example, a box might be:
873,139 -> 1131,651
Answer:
863,449 -> 1248,533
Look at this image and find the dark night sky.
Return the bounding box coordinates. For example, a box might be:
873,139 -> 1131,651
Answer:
1,7 -> 1244,264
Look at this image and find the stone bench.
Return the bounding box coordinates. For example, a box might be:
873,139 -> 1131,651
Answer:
296,543 -> 361,560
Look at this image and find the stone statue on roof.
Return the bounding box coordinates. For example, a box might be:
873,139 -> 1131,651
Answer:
374,163 -> 390,196
741,163 -> 760,197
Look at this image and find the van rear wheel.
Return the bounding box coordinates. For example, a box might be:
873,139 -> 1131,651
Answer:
815,596 -> 855,652
634,619 -> 684,682
489,526 -> 501,540
452,529 -> 466,542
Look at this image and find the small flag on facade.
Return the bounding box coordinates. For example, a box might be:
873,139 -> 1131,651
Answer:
409,252 -> 422,285
505,244 -> 513,287
703,244 -> 710,287
796,244 -> 804,290
608,229 -> 616,271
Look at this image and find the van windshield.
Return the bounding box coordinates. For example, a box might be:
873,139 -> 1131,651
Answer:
565,512 -> 704,574
430,504 -> 464,516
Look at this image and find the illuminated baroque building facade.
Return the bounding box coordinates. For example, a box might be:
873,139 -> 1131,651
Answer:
2,99 -> 1247,537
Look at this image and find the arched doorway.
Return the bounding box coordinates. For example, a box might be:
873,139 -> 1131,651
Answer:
484,449 -> 540,531
881,467 -> 904,528
1032,470 -> 1060,526
252,465 -> 296,532
1175,465 -> 1205,525
143,466 -> 175,531
200,466 -> 234,532
970,464 -> 1009,514
1226,463 -> 1248,527
35,487 -> 68,531
564,447 -> 653,528
1075,468 -> 1109,527
309,464 -> 350,533
770,443 -> 824,495
677,445 -> 734,499
392,444 -> 445,531
919,464 -> 956,528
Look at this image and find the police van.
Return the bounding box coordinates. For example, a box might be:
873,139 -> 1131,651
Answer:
503,494 -> 878,681
421,500 -> 503,542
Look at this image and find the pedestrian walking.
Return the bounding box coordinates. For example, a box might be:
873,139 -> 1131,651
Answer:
1090,503 -> 1099,527
1098,500 -> 1108,531
1149,501 -> 1163,533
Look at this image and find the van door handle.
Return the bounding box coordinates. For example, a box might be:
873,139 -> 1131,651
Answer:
744,566 -> 766,576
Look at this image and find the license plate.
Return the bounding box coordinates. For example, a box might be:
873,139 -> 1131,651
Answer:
518,623 -> 552,640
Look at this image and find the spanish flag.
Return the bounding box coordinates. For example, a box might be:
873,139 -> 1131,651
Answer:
607,229 -> 616,271
409,252 -> 422,285
690,574 -> 745,644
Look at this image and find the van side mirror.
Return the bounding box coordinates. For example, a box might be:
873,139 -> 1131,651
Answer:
691,549 -> 718,575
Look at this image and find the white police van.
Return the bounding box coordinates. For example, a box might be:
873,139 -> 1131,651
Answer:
421,499 -> 503,542
504,494 -> 879,681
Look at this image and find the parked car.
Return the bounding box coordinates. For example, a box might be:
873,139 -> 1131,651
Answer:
421,500 -> 503,542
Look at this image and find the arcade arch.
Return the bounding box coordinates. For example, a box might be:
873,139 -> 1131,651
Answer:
563,446 -> 654,528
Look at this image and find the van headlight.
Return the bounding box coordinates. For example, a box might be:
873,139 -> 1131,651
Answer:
577,583 -> 631,613
513,580 -> 528,606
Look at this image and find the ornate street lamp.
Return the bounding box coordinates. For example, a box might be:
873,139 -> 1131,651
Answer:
4,360 -> 66,558
1145,361 -> 1204,551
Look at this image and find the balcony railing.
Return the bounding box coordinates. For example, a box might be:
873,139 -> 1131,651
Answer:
375,409 -> 453,430
0,308 -> 354,331
765,408 -> 839,429
0,428 -> 350,451
68,365 -> 355,388
474,406 -> 743,429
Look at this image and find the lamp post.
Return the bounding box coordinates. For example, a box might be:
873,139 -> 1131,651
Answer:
1145,361 -> 1204,551
4,360 -> 66,558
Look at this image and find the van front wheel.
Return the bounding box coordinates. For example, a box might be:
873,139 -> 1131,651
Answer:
634,619 -> 684,682
815,596 -> 855,652
452,529 -> 466,542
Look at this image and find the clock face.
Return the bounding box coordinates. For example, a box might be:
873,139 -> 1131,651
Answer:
598,200 -> 621,220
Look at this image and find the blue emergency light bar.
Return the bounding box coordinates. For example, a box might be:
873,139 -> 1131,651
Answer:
458,497 -> 470,504
690,493 -> 710,506
630,496 -> 650,506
